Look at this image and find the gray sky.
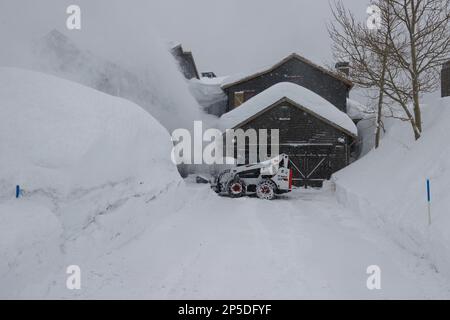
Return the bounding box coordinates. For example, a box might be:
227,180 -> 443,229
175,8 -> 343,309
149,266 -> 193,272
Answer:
145,0 -> 369,75
0,0 -> 370,76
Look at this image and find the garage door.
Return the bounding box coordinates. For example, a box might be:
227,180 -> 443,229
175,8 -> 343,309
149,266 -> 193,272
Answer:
281,145 -> 335,187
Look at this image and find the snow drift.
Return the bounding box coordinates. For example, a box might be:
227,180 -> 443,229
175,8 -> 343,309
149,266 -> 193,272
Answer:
0,67 -> 180,197
188,77 -> 228,117
333,97 -> 450,278
0,0 -> 208,132
0,68 -> 186,298
29,30 -> 204,132
1,68 -> 448,299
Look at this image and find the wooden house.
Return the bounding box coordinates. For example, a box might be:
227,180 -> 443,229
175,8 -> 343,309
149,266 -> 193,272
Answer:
220,82 -> 358,187
221,53 -> 353,115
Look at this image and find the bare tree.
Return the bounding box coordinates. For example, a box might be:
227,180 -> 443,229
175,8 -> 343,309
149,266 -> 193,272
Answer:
329,1 -> 395,148
386,0 -> 450,135
329,0 -> 450,144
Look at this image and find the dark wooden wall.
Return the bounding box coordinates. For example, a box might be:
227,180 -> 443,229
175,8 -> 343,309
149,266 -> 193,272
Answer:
224,57 -> 350,114
231,101 -> 352,187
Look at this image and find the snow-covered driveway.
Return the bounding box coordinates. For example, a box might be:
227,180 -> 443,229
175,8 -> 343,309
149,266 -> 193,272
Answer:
45,182 -> 450,299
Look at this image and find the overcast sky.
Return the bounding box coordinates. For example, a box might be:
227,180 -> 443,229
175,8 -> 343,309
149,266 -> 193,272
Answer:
147,0 -> 369,75
0,0 -> 370,76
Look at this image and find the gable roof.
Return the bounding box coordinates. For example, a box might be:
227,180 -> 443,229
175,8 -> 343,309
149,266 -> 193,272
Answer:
221,53 -> 353,89
219,82 -> 358,137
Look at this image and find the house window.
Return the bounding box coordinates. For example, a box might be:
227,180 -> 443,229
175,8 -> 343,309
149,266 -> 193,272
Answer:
233,90 -> 257,108
234,91 -> 245,108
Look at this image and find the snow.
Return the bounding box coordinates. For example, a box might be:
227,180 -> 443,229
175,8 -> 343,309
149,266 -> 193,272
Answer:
2,69 -> 450,299
221,53 -> 352,89
188,77 -> 227,116
197,76 -> 229,86
2,0 -> 450,301
31,30 -> 206,132
221,55 -> 291,88
4,181 -> 449,299
0,67 -> 185,298
219,82 -> 358,136
220,53 -> 305,89
347,98 -> 370,120
0,67 -> 181,197
0,199 -> 63,297
333,97 -> 450,281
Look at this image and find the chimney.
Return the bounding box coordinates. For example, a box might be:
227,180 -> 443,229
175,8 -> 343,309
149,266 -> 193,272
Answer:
335,61 -> 350,77
442,60 -> 450,98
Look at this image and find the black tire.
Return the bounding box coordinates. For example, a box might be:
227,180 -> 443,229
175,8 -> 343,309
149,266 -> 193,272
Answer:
256,179 -> 277,200
214,173 -> 225,193
227,178 -> 246,198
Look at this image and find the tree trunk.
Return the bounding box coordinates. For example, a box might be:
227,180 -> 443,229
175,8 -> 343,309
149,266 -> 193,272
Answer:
412,80 -> 422,136
409,0 -> 422,138
375,73 -> 387,149
375,31 -> 390,149
411,116 -> 421,140
375,90 -> 385,149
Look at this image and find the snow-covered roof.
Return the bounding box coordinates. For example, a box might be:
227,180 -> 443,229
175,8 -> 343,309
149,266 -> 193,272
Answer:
221,53 -> 353,89
219,82 -> 358,137
197,76 -> 229,86
347,98 -> 370,120
188,78 -> 227,107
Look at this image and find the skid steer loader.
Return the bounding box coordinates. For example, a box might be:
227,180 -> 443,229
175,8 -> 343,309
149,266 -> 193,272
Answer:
211,154 -> 293,200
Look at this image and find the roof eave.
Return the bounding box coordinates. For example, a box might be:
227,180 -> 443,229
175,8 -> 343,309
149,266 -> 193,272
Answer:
221,53 -> 353,89
224,96 -> 357,138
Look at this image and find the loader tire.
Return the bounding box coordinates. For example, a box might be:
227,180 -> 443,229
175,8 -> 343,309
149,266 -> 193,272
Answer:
216,171 -> 231,194
256,179 -> 277,200
227,178 -> 246,198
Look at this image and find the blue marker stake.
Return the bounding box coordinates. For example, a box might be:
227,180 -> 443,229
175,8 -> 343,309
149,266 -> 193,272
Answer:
16,185 -> 20,199
427,179 -> 431,226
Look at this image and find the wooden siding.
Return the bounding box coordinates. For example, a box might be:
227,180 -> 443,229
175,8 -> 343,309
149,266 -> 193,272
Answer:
231,101 -> 352,187
224,57 -> 350,114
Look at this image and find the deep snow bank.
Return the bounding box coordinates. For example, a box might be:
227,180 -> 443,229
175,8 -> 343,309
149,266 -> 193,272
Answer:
0,199 -> 62,297
0,67 -> 184,298
0,67 -> 180,197
333,97 -> 450,276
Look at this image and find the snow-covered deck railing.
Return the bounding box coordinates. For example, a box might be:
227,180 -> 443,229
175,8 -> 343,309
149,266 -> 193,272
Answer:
219,82 -> 358,137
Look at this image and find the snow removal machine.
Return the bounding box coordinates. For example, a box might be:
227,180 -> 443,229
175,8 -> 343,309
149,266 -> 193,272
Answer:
212,154 -> 293,200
